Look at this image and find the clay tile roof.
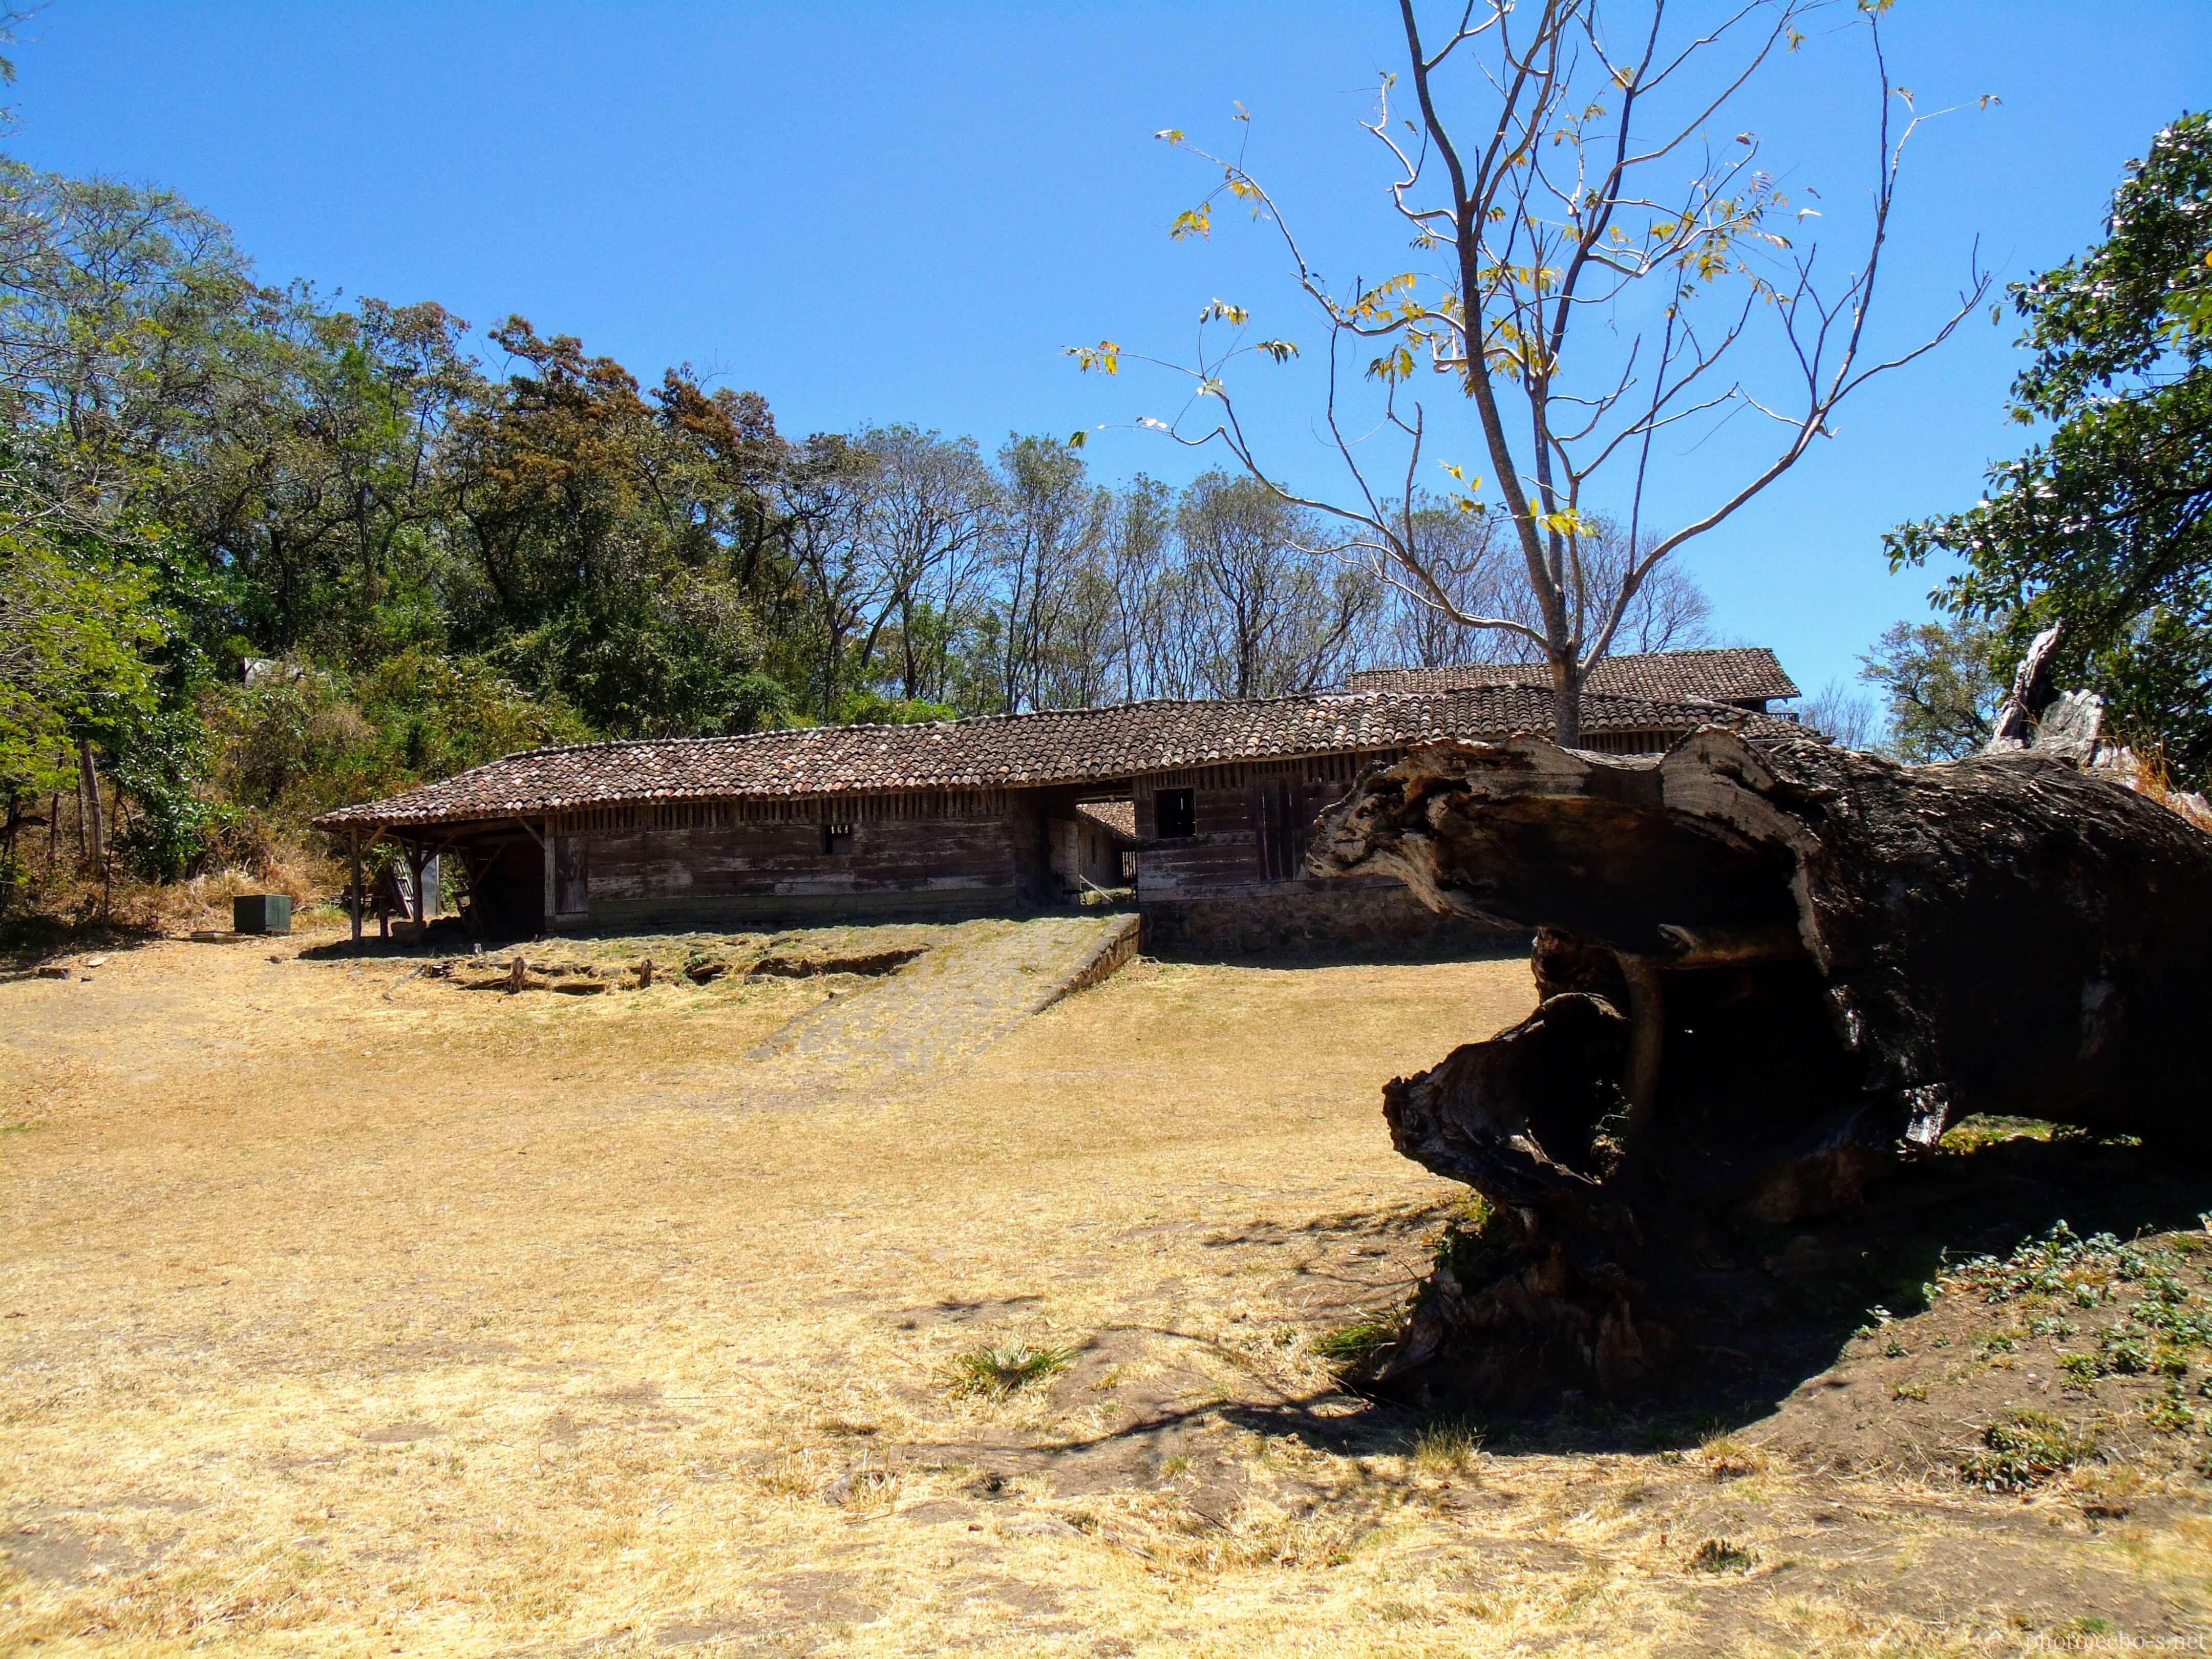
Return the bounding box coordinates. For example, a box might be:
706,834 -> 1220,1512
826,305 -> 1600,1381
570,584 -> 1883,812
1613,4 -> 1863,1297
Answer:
311,687 -> 1809,832
1076,800 -> 1138,841
1344,647 -> 1800,705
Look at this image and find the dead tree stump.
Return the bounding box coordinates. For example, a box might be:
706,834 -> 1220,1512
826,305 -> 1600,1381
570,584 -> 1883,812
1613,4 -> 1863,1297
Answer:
1309,728 -> 2212,1408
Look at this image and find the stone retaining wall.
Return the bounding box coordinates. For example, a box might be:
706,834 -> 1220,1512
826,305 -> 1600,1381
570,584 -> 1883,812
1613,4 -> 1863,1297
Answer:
1139,883 -> 1521,958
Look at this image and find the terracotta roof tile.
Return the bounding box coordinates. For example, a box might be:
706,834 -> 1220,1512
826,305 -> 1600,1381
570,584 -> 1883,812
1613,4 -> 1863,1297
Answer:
313,687 -> 1807,831
1344,647 -> 1800,704
1076,800 -> 1138,840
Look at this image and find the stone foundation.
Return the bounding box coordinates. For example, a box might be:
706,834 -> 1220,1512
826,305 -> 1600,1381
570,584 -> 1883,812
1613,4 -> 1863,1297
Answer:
1139,881 -> 1522,959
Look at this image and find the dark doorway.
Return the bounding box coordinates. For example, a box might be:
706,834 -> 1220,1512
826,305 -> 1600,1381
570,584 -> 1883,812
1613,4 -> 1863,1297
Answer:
1157,788 -> 1196,839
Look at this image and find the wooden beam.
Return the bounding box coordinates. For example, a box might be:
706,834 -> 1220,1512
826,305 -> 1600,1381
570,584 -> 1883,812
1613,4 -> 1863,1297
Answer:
349,829 -> 362,946
541,816 -> 555,937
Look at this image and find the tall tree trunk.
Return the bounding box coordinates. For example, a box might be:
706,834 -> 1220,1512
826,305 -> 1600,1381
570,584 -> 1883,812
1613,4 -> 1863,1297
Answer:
2,792 -> 19,913
77,746 -> 104,874
1552,654 -> 1583,750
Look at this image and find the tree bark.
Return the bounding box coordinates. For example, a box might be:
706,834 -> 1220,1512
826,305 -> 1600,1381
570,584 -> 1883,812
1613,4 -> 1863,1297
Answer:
1551,654 -> 1582,751
1308,728 -> 2212,1408
77,746 -> 104,874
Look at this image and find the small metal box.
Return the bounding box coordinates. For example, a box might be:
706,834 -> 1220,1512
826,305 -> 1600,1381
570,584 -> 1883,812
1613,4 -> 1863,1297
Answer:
232,894 -> 293,935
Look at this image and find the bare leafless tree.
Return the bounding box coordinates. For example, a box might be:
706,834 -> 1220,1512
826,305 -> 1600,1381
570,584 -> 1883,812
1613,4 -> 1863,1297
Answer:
849,426 -> 995,703
1076,0 -> 1989,744
1802,678 -> 1879,750
989,435 -> 1110,713
1385,507 -> 1713,666
1177,471 -> 1385,697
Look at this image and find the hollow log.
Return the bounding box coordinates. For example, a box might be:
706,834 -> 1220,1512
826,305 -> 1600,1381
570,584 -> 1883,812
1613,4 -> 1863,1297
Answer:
1308,728 -> 2212,1408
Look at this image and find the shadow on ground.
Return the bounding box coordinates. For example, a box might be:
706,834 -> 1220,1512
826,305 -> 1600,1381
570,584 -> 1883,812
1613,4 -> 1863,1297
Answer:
1149,932 -> 1536,970
992,1131 -> 2212,1478
0,921 -> 169,976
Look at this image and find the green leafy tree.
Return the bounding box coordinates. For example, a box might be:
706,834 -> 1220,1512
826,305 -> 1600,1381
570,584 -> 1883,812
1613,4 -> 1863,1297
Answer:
1889,112 -> 2212,779
0,163 -> 263,882
447,320 -> 795,736
1858,616 -> 2004,762
187,292 -> 480,667
0,531 -> 166,895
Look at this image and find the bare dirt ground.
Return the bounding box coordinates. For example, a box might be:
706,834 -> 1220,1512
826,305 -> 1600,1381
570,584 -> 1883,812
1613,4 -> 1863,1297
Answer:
4,917 -> 2210,1656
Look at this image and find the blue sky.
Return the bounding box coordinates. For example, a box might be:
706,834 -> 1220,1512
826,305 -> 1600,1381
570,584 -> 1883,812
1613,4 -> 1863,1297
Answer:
10,2 -> 2208,702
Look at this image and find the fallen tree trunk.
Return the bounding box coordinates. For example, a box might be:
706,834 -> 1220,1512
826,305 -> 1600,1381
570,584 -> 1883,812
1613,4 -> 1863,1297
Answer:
1308,728 -> 2212,1408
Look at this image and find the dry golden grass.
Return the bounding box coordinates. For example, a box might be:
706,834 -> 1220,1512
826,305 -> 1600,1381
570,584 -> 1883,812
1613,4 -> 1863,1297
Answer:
3,845 -> 343,958
2,922 -> 2206,1655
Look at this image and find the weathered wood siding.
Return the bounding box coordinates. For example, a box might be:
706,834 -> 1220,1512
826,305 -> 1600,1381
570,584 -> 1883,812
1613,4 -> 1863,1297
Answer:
536,790 -> 1038,929
1076,819 -> 1124,888
1131,733 -> 1682,902
1133,753 -> 1392,900
592,817 -> 1015,898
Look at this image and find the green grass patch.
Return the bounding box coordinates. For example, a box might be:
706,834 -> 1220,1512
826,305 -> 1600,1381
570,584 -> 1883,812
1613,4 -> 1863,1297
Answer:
2059,1353 -> 2107,1388
946,1342 -> 1074,1401
2147,1383 -> 2198,1434
1960,1411 -> 2098,1491
1688,1537 -> 1756,1575
1410,1417 -> 1484,1475
1313,1316 -> 1400,1374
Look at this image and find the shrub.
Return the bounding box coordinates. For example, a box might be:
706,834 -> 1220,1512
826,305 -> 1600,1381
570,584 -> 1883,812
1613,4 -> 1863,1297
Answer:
1688,1537 -> 1756,1574
1960,1412 -> 2097,1491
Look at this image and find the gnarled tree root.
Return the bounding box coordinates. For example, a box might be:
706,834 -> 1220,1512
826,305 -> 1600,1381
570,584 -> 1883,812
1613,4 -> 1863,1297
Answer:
1310,729 -> 2212,1408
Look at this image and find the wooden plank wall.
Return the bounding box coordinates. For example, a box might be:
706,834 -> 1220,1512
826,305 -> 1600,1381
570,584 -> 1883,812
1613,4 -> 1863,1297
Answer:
1133,752 -> 1394,900
429,787 -> 1082,929
578,791 -> 1022,909
1131,732 -> 1681,900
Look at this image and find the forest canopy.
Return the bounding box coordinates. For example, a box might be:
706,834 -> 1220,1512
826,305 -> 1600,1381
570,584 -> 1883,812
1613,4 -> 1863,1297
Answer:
0,158 -> 1712,910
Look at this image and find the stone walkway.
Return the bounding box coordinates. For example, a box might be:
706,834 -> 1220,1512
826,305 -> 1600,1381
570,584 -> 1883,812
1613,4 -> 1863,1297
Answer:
713,913 -> 1139,1108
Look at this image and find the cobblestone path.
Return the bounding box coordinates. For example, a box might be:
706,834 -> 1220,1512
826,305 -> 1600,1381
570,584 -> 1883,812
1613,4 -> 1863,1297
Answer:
718,912 -> 1139,1107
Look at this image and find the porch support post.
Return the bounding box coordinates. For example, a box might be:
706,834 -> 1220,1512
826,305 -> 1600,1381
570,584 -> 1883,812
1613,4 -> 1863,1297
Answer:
349,829 -> 362,946
541,816 -> 555,937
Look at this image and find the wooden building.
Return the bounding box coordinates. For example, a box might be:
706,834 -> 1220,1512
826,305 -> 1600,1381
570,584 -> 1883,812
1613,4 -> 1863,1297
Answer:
314,667 -> 1804,950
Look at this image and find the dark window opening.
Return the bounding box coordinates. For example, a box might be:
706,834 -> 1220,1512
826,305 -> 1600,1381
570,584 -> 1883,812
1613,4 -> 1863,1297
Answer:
822,823 -> 855,856
1156,788 -> 1196,839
